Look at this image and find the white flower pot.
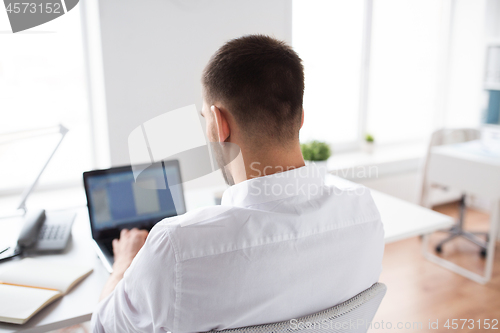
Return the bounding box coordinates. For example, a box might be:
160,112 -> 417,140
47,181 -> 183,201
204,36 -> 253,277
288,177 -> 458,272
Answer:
363,142 -> 375,154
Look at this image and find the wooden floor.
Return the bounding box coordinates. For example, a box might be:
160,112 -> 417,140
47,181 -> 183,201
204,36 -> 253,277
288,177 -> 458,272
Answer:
374,202 -> 500,332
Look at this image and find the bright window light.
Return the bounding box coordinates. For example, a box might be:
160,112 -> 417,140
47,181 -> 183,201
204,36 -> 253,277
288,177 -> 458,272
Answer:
446,0 -> 485,128
366,0 -> 445,143
293,0 -> 365,145
0,6 -> 91,192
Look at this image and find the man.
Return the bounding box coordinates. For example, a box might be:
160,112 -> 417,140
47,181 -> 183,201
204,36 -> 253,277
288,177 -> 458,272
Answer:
92,35 -> 384,332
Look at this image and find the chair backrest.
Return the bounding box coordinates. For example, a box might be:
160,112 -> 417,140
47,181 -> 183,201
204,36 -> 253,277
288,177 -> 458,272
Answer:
427,128 -> 480,147
419,128 -> 480,207
205,283 -> 387,333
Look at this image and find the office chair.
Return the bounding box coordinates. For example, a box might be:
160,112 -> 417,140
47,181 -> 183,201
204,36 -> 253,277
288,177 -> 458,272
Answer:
204,283 -> 387,333
420,128 -> 488,257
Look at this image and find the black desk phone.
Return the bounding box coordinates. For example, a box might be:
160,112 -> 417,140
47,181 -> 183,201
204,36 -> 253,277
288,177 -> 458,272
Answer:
0,209 -> 76,262
17,209 -> 76,252
0,209 -> 76,261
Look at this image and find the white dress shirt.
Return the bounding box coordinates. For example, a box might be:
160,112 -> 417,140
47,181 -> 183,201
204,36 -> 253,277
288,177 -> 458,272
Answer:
91,165 -> 384,333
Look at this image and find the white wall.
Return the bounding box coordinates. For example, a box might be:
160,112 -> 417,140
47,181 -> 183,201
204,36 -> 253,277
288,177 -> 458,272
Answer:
84,0 -> 292,189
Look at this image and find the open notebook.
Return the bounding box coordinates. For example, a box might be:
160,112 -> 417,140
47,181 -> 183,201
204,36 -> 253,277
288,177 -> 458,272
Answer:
0,258 -> 93,324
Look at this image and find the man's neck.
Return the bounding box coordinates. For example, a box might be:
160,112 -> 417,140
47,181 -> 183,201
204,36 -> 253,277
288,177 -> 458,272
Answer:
229,143 -> 305,184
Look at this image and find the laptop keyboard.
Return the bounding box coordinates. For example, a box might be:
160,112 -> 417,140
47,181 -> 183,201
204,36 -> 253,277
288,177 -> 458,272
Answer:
103,241 -> 114,255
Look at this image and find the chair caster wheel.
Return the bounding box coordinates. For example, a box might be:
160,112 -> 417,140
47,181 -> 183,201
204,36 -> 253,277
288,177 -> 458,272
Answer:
480,249 -> 487,258
436,245 -> 442,253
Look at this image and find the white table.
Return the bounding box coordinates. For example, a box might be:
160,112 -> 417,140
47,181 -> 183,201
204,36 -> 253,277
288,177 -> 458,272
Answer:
0,180 -> 453,332
424,140 -> 500,284
0,209 -> 108,333
325,175 -> 454,243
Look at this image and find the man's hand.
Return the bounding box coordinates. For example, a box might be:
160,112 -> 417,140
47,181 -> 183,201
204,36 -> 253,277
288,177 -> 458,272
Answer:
99,228 -> 148,301
112,228 -> 149,274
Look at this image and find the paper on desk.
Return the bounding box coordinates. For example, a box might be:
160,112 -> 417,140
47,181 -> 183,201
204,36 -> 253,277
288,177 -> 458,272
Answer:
0,258 -> 92,294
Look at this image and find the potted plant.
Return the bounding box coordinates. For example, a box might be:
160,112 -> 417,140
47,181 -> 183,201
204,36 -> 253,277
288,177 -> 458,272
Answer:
363,134 -> 375,154
300,140 -> 331,178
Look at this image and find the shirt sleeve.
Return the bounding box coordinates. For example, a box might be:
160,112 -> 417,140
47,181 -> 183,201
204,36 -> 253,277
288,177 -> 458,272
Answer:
91,224 -> 178,333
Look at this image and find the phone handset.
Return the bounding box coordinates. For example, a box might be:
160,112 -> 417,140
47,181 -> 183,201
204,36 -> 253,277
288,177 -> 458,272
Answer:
17,209 -> 46,249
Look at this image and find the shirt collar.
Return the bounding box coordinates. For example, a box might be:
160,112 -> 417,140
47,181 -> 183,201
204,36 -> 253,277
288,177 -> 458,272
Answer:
221,164 -> 325,208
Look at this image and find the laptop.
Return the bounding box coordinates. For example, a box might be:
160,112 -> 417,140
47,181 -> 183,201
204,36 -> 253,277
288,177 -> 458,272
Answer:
83,160 -> 186,273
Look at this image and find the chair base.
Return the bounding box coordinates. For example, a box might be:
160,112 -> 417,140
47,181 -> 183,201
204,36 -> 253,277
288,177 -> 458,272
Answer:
435,225 -> 488,257
435,194 -> 489,257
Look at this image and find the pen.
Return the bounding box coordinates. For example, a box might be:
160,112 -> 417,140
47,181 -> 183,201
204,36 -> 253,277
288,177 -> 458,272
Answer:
0,247 -> 10,255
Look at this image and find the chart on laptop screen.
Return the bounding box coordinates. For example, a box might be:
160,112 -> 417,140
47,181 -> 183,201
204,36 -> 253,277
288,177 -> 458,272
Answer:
86,165 -> 181,230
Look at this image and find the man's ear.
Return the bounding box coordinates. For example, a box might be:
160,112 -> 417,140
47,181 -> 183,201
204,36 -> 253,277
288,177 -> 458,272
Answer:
211,105 -> 231,142
300,108 -> 304,129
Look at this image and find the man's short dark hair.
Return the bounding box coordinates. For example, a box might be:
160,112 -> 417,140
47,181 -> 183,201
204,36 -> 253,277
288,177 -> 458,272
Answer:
202,35 -> 304,146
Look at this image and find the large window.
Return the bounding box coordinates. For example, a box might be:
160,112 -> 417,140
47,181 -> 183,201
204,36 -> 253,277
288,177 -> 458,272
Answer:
293,0 -> 476,148
293,0 -> 365,146
0,5 -> 91,193
0,0 -> 485,197
366,0 -> 447,144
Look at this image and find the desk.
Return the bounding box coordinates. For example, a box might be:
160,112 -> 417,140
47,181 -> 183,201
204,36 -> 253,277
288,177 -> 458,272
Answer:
0,209 -> 108,333
325,175 -> 454,243
425,140 -> 500,284
0,181 -> 453,333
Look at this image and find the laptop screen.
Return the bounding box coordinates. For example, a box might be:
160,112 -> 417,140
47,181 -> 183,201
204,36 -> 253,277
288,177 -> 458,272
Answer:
84,161 -> 185,237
